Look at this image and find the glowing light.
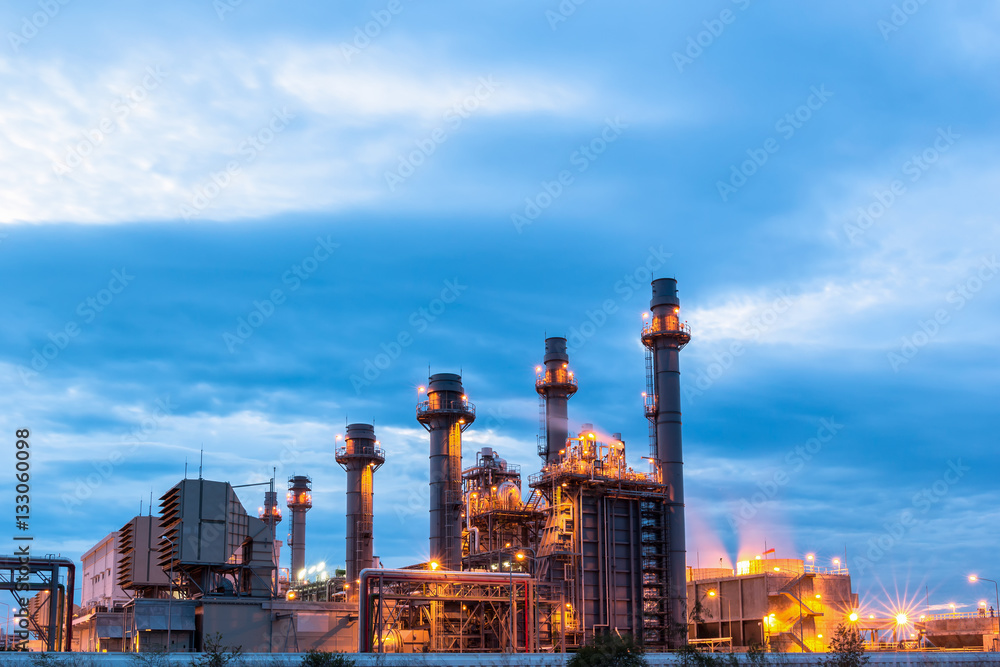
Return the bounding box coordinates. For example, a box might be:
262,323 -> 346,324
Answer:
773,567 -> 780,572
286,591 -> 296,600
869,614 -> 875,619
815,594 -> 821,599
536,366 -> 542,372
516,552 -> 525,560
430,561 -> 439,570
566,603 -> 573,609
707,590 -> 717,597
806,554 -> 814,561
833,558 -> 840,566
642,312 -> 649,319
588,433 -> 595,439
298,568 -> 308,580
502,561 -> 510,568
848,612 -> 858,622
418,386 -> 425,393
895,613 -> 908,625
318,562 -> 325,569
969,575 -> 979,582
817,634 -> 823,639
736,561 -> 751,576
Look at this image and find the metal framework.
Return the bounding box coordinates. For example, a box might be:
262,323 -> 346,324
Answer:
359,569 -> 536,653
0,555 -> 75,651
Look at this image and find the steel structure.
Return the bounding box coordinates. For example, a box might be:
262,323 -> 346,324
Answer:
286,475 -> 312,582
417,372 -> 475,571
336,423 -> 385,592
359,568 -> 536,653
535,337 -> 578,464
0,555 -> 75,651
462,447 -> 545,572
641,277 -> 691,635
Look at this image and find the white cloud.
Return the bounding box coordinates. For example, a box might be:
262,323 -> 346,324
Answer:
0,43 -> 592,224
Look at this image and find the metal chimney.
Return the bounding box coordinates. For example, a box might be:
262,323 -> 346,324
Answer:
535,337 -> 578,464
259,490 -> 283,594
640,278 -> 691,641
336,423 -> 385,593
416,372 -> 475,571
286,475 -> 312,582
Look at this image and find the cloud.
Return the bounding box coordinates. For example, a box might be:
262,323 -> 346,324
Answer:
0,43 -> 593,224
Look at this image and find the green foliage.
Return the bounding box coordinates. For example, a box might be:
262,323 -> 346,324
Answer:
299,650 -> 356,667
746,642 -> 768,667
192,633 -> 243,667
820,623 -> 869,667
567,633 -> 649,667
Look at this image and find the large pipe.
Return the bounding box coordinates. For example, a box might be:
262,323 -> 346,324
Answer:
336,423 -> 385,590
641,277 -> 691,643
286,475 -> 312,582
416,372 -> 475,571
535,337 -> 578,465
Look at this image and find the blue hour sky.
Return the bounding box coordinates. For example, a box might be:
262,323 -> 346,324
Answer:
1,0 -> 998,615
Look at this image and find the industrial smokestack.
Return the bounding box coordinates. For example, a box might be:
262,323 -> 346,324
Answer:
535,337 -> 578,465
641,278 -> 691,641
286,475 -> 312,582
417,372 -> 475,571
336,423 -> 385,592
259,490 -> 283,594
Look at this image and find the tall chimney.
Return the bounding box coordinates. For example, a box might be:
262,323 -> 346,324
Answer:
416,372 -> 475,571
259,490 -> 283,594
535,336 -> 578,464
286,475 -> 312,582
335,423 -> 385,592
640,278 -> 691,640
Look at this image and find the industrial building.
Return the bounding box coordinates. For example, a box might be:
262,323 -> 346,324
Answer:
8,276 -> 936,655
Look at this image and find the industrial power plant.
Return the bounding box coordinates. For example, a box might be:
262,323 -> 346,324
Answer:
3,279 -> 995,656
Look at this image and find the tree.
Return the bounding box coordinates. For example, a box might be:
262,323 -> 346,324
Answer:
567,633 -> 649,667
821,623 -> 869,667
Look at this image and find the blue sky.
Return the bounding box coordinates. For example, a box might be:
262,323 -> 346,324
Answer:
1,0 -> 998,617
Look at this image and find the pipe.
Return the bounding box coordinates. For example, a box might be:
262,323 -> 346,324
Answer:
641,277 -> 691,644
417,373 -> 475,571
536,337 -> 578,465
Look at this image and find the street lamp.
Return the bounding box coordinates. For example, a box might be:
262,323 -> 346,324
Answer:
969,575 -> 1000,634
160,535 -> 175,653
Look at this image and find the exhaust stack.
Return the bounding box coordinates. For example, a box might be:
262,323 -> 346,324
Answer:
417,372 -> 475,571
641,278 -> 691,639
535,337 -> 578,464
286,475 -> 312,582
336,423 -> 385,592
